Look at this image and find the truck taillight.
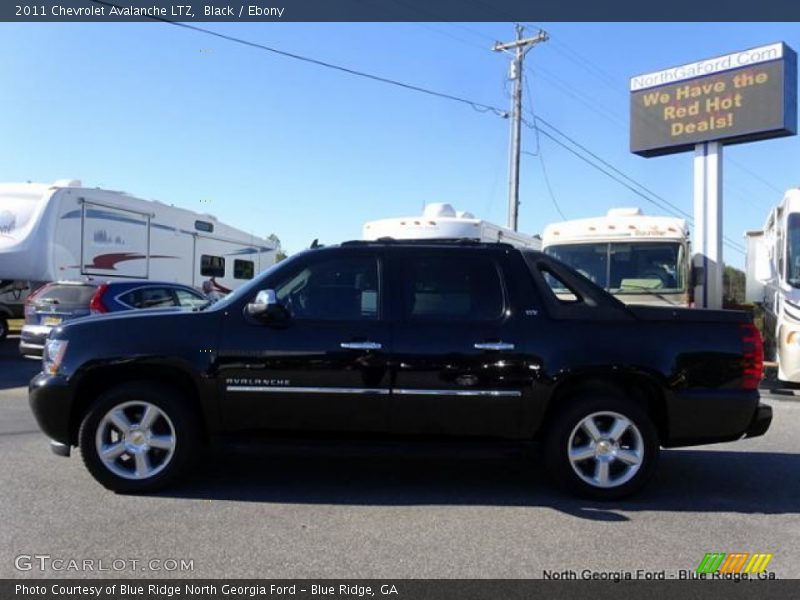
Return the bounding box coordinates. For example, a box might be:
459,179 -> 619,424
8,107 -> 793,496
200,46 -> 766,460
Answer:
89,283 -> 109,314
741,323 -> 764,391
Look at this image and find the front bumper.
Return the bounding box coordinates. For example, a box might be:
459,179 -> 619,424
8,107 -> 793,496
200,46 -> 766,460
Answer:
744,403 -> 772,439
29,372 -> 74,445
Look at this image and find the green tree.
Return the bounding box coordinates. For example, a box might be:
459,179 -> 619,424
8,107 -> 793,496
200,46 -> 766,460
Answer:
267,233 -> 288,262
723,265 -> 746,306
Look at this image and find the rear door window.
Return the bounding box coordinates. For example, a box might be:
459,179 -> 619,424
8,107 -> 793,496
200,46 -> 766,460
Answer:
401,255 -> 504,321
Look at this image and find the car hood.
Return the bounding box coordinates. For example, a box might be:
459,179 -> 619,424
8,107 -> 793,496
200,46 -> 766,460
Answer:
51,306 -> 205,337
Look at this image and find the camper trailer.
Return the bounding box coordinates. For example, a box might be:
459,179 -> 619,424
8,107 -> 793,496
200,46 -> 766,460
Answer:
0,179 -> 277,335
362,203 -> 542,249
745,188 -> 800,383
542,208 -> 691,307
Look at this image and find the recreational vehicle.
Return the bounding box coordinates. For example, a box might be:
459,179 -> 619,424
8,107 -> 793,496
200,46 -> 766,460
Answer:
745,188 -> 800,383
362,203 -> 542,249
542,208 -> 691,307
0,179 -> 277,336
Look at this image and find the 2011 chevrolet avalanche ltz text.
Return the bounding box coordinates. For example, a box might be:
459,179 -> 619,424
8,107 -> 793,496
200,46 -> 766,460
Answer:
29,240 -> 770,499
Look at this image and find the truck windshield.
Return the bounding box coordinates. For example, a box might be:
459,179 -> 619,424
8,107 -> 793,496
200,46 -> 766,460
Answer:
786,213 -> 800,288
545,242 -> 685,294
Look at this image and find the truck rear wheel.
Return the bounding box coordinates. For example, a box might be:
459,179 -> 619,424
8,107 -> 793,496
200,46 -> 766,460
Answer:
544,394 -> 659,499
78,382 -> 199,493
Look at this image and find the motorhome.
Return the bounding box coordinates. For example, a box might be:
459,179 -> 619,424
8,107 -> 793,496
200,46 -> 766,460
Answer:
745,188 -> 800,383
0,179 -> 277,334
542,208 -> 691,307
362,203 -> 542,249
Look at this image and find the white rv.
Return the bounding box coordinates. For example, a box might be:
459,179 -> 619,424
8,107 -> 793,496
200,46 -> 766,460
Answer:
362,203 -> 542,249
0,179 -> 277,327
745,188 -> 800,382
542,208 -> 691,307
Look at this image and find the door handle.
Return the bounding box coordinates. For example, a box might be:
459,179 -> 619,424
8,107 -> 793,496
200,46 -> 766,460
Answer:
340,341 -> 383,350
474,342 -> 515,351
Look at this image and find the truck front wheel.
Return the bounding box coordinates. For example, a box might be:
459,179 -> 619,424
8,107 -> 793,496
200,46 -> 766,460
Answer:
544,394 -> 659,499
78,382 -> 200,493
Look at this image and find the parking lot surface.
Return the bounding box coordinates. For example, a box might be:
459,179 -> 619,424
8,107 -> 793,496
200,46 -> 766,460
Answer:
2,335 -> 799,579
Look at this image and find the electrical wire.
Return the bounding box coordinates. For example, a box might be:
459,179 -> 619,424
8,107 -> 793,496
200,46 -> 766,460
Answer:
523,149 -> 567,220
529,124 -> 745,254
89,0 -> 508,118
86,4 -> 760,253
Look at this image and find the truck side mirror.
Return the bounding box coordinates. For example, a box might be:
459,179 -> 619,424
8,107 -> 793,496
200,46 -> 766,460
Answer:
246,289 -> 290,325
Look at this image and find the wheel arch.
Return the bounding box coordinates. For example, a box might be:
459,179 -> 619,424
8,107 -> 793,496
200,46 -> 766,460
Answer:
69,363 -> 210,445
536,369 -> 669,444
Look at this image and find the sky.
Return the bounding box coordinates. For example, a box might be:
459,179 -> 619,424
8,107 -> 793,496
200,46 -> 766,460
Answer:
1,21 -> 799,267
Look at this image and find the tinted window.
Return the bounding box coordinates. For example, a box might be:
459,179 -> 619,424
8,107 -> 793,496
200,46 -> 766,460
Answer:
36,284 -> 96,306
234,259 -> 254,280
201,255 -> 225,277
119,287 -> 177,309
195,220 -> 214,232
274,256 -> 378,321
402,255 -> 503,321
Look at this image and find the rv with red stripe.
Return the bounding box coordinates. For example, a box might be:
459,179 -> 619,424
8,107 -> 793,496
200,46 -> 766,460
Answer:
0,179 -> 277,321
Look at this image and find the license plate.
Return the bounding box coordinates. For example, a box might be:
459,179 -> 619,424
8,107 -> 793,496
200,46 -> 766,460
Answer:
42,316 -> 62,326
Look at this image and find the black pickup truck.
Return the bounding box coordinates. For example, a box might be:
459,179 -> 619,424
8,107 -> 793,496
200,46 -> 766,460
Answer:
29,240 -> 770,499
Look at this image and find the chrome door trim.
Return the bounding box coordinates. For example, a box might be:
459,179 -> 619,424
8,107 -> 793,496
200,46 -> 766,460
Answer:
473,342 -> 516,351
340,341 -> 383,350
226,386 -> 390,395
393,388 -> 522,397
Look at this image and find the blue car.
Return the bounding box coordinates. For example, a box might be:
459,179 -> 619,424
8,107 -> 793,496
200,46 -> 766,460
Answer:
20,280 -> 209,357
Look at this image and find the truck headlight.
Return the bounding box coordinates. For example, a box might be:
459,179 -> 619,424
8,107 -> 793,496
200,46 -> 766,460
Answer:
43,339 -> 69,375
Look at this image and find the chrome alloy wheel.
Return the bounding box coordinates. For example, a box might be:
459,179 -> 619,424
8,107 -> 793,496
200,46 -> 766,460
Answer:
567,411 -> 644,489
94,401 -> 176,480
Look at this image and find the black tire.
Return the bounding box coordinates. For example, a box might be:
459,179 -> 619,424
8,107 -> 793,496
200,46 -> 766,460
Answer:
78,382 -> 200,493
543,392 -> 659,500
0,317 -> 7,341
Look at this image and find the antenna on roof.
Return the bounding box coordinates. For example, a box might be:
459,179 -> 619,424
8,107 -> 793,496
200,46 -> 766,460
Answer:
310,238 -> 320,249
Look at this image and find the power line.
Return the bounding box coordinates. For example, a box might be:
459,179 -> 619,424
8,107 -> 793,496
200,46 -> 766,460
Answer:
528,122 -> 745,254
534,117 -> 693,221
523,149 -> 567,220
89,0 -> 508,118
728,157 -> 785,196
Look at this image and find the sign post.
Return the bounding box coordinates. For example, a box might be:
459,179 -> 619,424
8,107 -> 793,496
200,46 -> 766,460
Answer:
693,141 -> 723,309
629,42 -> 797,308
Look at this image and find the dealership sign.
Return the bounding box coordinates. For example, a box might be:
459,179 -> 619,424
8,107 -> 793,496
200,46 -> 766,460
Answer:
630,42 -> 797,156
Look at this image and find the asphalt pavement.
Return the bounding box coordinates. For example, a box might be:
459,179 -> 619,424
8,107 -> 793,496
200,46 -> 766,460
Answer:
1,335 -> 799,579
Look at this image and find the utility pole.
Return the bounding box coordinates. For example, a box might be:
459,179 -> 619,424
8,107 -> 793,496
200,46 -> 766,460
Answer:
494,25 -> 548,231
